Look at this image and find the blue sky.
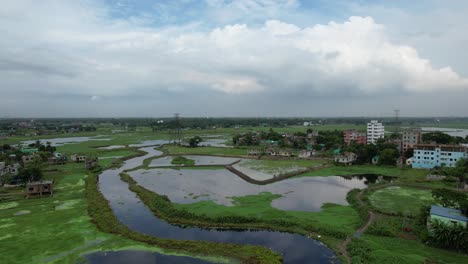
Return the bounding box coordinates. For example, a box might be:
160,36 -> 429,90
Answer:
1,0 -> 468,117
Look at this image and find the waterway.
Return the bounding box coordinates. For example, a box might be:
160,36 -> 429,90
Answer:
87,146 -> 341,263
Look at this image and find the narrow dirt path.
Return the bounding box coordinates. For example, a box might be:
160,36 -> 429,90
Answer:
338,189 -> 377,264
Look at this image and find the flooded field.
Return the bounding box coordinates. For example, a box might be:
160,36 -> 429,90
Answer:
129,168 -> 370,212
98,147 -> 339,263
149,155 -> 241,167
22,136 -> 112,146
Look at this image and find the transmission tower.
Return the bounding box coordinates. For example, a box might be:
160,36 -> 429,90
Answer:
171,113 -> 183,144
394,109 -> 400,133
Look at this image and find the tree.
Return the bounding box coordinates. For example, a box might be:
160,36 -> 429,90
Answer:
432,188 -> 468,215
422,132 -> 453,144
188,136 -> 203,147
378,148 -> 399,165
17,166 -> 43,183
404,148 -> 414,158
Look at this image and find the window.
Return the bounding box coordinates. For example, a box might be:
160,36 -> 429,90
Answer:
28,187 -> 34,191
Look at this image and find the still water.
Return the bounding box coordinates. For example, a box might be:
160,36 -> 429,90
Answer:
129,168 -> 370,211
88,147 -> 341,263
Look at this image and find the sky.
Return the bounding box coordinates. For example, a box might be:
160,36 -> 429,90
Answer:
1,0 -> 468,118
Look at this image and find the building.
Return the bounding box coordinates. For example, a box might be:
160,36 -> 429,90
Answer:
299,150 -> 315,158
279,150 -> 293,157
372,155 -> 380,165
334,152 -> 358,165
402,129 -> 422,153
22,155 -> 37,164
406,157 -> 414,166
25,180 -> 54,198
248,148 -> 262,156
20,148 -> 39,155
70,154 -> 87,163
1,163 -> 20,176
412,144 -> 467,169
367,120 -> 385,144
429,205 -> 467,228
344,129 -> 367,145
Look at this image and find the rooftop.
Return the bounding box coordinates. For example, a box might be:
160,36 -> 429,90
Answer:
431,205 -> 468,222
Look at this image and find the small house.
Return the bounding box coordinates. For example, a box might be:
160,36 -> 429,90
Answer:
396,156 -> 405,167
25,180 -> 54,198
279,150 -> 293,157
334,152 -> 358,166
248,148 -> 262,156
299,150 -> 314,158
22,155 -> 37,164
429,205 -> 467,228
70,154 -> 87,163
48,156 -> 66,165
3,163 -> 20,176
20,148 -> 39,155
265,148 -> 278,156
406,157 -> 414,166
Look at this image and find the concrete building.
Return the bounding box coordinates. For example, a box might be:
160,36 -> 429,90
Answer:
344,129 -> 367,145
334,152 -> 358,165
402,129 -> 422,153
412,144 -> 467,169
367,120 -> 385,144
25,180 -> 54,198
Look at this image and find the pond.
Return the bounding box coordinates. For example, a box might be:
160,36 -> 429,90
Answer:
128,140 -> 171,147
129,168 -> 370,212
98,145 -> 126,150
95,147 -> 340,263
149,155 -> 241,167
22,136 -> 112,146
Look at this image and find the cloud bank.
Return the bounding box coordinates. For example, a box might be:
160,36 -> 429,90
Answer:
0,0 -> 467,117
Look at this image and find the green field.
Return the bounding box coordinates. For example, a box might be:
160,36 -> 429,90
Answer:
350,235 -> 468,264
368,186 -> 433,216
0,162 -> 215,264
300,165 -> 427,178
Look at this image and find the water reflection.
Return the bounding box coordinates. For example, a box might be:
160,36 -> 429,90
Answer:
21,136 -> 112,146
149,155 -> 241,167
97,147 -> 339,263
129,169 -> 370,212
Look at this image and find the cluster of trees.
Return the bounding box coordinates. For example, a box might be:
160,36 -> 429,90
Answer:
232,129 -> 308,149
344,138 -> 400,165
188,136 -> 203,147
316,130 -> 344,150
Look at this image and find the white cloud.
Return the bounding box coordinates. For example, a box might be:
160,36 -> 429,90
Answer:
0,1 -> 468,116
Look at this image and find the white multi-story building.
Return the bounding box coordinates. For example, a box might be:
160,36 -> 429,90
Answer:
367,120 -> 385,144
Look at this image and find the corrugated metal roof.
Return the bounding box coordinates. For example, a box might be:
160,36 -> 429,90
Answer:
431,205 -> 468,222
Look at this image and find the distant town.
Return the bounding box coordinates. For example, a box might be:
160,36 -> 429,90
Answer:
0,117 -> 467,264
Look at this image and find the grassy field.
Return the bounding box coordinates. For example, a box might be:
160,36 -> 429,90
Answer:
350,235 -> 468,264
0,162 -> 220,264
368,186 -> 433,216
300,165 -> 428,178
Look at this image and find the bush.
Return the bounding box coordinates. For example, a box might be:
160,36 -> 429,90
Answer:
347,238 -> 374,263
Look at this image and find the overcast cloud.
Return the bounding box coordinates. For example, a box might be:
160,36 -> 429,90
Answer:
1,0 -> 468,117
